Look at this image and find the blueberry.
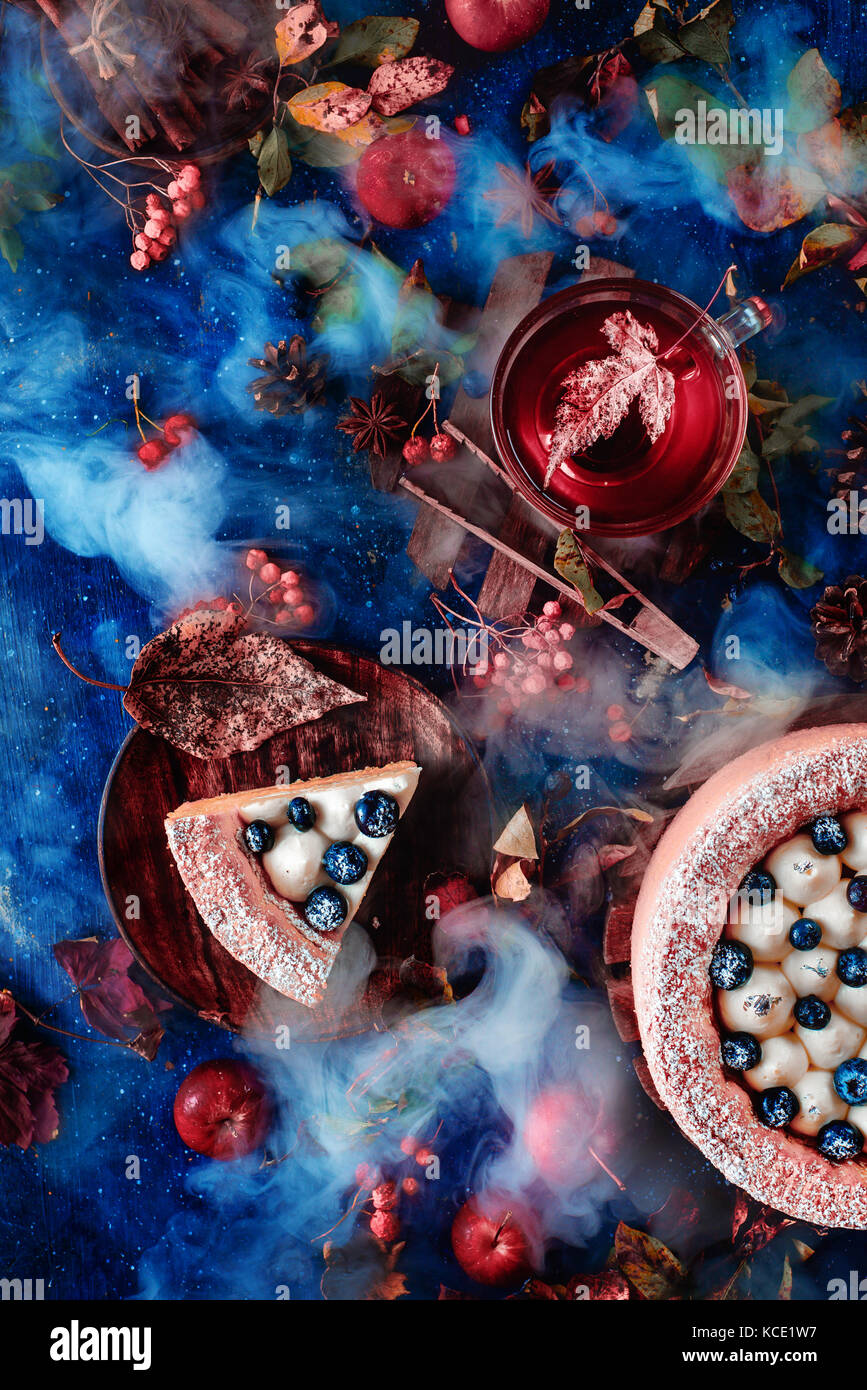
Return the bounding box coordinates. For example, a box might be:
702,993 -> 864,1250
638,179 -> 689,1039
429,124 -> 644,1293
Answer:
354,789 -> 400,838
721,1032 -> 762,1072
462,370 -> 489,399
794,995 -> 831,1030
244,820 -> 274,854
838,947 -> 867,987
738,869 -> 776,906
757,1086 -> 799,1128
833,1058 -> 867,1105
818,1119 -> 864,1162
287,797 -> 316,831
709,940 -> 753,990
809,814 -> 849,856
848,877 -> 867,913
323,841 -> 368,885
788,917 -> 822,951
303,885 -> 347,933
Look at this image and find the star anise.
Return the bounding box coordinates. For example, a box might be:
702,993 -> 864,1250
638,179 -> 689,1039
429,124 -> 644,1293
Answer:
337,393 -> 407,458
222,56 -> 275,112
483,161 -> 561,238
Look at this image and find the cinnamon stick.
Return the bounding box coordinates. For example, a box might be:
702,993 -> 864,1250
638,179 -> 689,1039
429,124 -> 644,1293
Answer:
184,0 -> 247,50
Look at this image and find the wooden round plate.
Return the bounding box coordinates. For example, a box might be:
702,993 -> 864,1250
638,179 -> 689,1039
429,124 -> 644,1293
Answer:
98,643 -> 492,1037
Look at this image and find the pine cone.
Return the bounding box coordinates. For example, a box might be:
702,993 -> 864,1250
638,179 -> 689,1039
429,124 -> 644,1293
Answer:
811,575 -> 867,682
247,336 -> 328,416
829,410 -> 867,501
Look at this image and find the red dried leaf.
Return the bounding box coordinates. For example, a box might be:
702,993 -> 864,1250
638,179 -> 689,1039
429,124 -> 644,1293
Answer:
53,938 -> 169,1044
733,1195 -> 795,1258
0,992 -> 68,1149
123,608 -> 365,758
568,1269 -> 632,1300
368,56 -> 454,117
423,870 -> 478,921
726,161 -> 825,233
547,311 -> 674,482
398,955 -> 453,1001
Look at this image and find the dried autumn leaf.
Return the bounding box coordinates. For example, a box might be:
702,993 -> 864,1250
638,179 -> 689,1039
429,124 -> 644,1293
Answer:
799,106 -> 867,197
786,48 -> 842,135
783,222 -> 863,287
288,83 -> 378,138
778,1254 -> 793,1300
546,311 -> 674,480
704,670 -> 753,699
723,487 -> 780,545
53,937 -> 169,1046
494,861 -> 533,901
398,955 -> 453,1001
727,161 -> 826,233
677,0 -> 735,66
367,56 -> 454,117
123,608 -> 365,759
275,1 -> 338,65
329,15 -> 419,68
0,992 -> 68,1149
494,805 -> 538,860
777,547 -> 823,590
596,844 -> 637,870
614,1220 -> 687,1299
321,1231 -> 408,1300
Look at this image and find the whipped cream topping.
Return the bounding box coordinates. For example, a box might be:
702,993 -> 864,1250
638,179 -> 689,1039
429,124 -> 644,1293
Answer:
238,770 -> 417,912
719,810 -> 867,1139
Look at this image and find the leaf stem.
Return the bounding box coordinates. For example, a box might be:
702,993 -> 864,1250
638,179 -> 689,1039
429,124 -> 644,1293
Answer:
51,634 -> 127,691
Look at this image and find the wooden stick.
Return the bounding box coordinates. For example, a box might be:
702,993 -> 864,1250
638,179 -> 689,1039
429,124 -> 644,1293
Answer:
399,476 -> 699,669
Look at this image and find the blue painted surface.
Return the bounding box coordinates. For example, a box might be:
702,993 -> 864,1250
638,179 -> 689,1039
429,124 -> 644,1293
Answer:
0,0 -> 865,1300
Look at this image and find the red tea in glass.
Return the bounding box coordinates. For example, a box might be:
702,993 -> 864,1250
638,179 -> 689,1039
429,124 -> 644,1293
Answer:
491,278 -> 773,538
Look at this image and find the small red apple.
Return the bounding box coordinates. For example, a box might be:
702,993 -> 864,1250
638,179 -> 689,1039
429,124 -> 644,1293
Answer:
451,1199 -> 534,1287
356,129 -> 456,229
523,1084 -> 601,1187
445,0 -> 550,53
173,1058 -> 271,1161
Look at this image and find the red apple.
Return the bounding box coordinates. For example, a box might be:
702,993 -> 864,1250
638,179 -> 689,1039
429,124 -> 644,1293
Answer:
356,129 -> 456,229
451,1199 -> 534,1287
173,1058 -> 271,1161
523,1084 -> 601,1187
445,0 -> 550,53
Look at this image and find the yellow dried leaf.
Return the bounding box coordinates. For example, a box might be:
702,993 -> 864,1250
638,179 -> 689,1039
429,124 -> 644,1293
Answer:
288,82 -> 383,148
493,804 -> 538,860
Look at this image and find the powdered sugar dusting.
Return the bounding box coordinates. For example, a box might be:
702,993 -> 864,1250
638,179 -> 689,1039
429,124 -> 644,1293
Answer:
635,728 -> 867,1228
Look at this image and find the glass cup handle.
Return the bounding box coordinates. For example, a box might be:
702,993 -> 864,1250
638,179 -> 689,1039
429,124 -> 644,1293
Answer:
715,296 -> 775,349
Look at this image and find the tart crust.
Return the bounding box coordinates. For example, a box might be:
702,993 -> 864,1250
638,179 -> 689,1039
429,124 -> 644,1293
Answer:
166,761 -> 419,1010
632,724 -> 867,1227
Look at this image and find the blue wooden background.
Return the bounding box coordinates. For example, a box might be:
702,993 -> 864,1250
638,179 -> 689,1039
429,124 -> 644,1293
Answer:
1,0 -> 867,1300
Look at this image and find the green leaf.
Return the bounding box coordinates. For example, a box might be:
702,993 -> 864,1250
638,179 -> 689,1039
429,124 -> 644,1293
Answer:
281,113 -> 366,168
644,76 -> 755,182
0,225 -> 23,271
723,488 -> 780,544
783,223 -> 863,287
397,350 -> 464,387
786,48 -> 842,135
725,441 -> 760,494
678,0 -> 735,66
291,236 -> 349,286
777,548 -> 823,589
328,15 -> 419,68
256,125 -> 292,197
554,530 -> 604,614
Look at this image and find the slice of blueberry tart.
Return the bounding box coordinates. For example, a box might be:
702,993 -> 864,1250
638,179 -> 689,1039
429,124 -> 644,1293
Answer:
166,762 -> 420,1008
632,724 -> 867,1227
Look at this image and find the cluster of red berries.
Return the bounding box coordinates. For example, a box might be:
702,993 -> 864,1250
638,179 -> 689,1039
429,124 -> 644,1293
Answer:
245,547 -> 316,628
136,412 -> 196,470
471,601 -> 591,716
355,1134 -> 436,1244
605,703 -> 633,743
402,430 -> 457,467
130,164 -> 204,272
175,594 -> 245,622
